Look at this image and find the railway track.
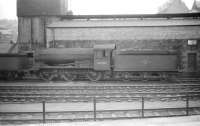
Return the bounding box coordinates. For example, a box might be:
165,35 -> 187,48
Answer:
1,82 -> 200,89
1,94 -> 200,103
0,82 -> 200,103
0,81 -> 200,124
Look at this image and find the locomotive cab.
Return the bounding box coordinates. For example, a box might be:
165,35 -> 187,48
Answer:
93,44 -> 116,71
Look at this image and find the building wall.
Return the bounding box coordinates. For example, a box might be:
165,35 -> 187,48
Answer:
179,40 -> 200,72
47,26 -> 200,43
48,39 -> 179,49
18,17 -> 60,51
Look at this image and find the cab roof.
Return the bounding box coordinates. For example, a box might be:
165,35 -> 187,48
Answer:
94,44 -> 116,50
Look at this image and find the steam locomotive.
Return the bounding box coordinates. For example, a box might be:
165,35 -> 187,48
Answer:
0,44 -> 178,81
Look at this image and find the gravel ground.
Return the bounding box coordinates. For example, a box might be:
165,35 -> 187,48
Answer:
2,115 -> 200,126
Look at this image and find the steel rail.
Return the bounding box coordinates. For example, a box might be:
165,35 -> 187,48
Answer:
1,84 -> 200,89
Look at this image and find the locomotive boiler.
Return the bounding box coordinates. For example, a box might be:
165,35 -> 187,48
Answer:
31,44 -> 178,81
35,48 -> 93,65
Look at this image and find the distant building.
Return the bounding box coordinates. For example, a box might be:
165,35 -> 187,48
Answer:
0,28 -> 13,43
158,0 -> 189,13
0,27 -> 18,53
0,20 -> 18,43
191,0 -> 200,12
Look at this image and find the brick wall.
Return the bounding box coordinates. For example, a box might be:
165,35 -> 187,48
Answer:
47,26 -> 200,42
52,39 -> 180,49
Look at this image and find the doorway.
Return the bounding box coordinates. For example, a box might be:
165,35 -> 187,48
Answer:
187,53 -> 197,72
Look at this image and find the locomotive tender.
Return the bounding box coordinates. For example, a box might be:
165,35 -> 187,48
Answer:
0,53 -> 33,80
0,44 -> 178,81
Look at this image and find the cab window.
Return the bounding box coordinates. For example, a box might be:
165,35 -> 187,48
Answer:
105,51 -> 110,57
96,50 -> 106,58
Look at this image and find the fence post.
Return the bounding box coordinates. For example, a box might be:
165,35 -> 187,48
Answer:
93,97 -> 97,121
186,95 -> 189,116
42,101 -> 46,123
141,97 -> 144,118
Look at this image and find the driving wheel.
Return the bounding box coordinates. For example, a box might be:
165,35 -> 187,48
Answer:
87,71 -> 102,81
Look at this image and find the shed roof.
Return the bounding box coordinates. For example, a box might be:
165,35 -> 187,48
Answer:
47,19 -> 200,28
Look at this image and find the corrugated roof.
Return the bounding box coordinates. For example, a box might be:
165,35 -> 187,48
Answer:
48,19 -> 200,28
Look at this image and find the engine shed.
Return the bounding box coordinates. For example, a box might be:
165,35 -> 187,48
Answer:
17,0 -> 200,75
46,15 -> 200,73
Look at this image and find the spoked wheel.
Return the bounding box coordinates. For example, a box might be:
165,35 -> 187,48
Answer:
5,72 -> 19,81
61,72 -> 77,81
39,72 -> 57,81
122,72 -> 131,82
16,72 -> 25,80
87,71 -> 102,82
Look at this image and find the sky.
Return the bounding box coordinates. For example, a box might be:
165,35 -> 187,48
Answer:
0,0 -> 195,19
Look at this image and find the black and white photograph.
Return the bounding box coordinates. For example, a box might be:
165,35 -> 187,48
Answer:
0,0 -> 200,125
